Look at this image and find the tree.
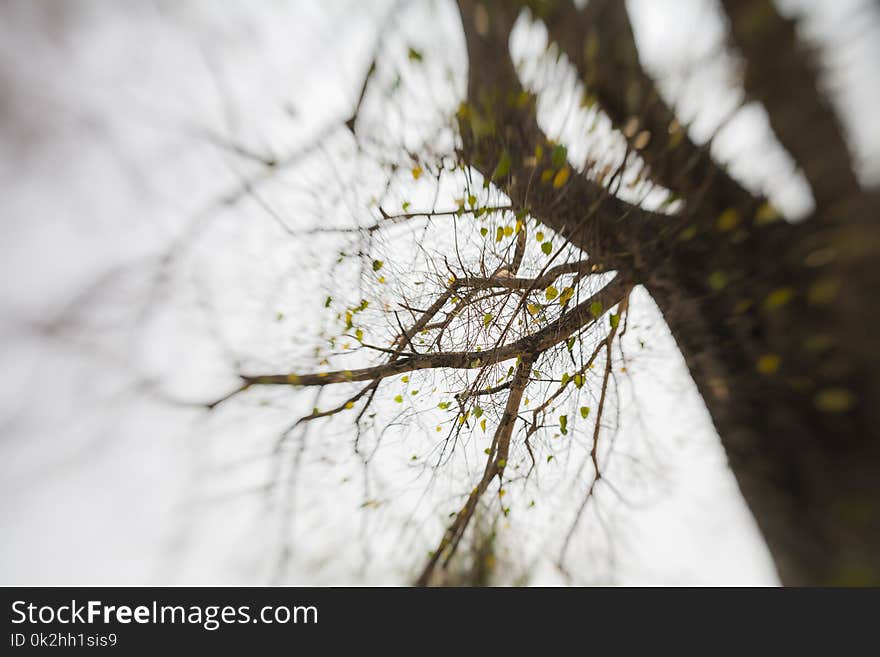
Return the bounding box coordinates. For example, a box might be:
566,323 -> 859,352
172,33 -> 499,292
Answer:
201,0 -> 880,585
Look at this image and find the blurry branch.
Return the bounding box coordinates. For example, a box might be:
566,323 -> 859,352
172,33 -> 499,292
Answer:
719,0 -> 861,213
416,352 -> 535,586
455,0 -> 667,274
225,276 -> 627,391
455,259 -> 591,290
541,0 -> 761,219
302,205 -> 512,235
344,0 -> 410,135
559,289 -> 629,569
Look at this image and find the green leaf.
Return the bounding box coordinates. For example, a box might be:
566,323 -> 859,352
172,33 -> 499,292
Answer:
394,395 -> 403,403
545,286 -> 558,301
708,271 -> 728,292
372,260 -> 384,271
573,374 -> 584,389
496,226 -> 504,243
566,337 -> 576,352
324,296 -> 332,308
541,241 -> 553,255
483,312 -> 493,328
559,414 -> 568,435
354,328 -> 364,342
438,401 -> 450,410
609,313 -> 620,329
558,286 -> 574,306
561,372 -> 570,386
590,301 -> 603,317
480,227 -> 488,237
580,406 -> 590,419
473,406 -> 483,418
492,151 -> 511,180
551,144 -> 568,169
407,46 -> 423,62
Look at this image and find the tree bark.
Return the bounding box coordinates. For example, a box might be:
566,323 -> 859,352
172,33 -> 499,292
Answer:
457,0 -> 880,584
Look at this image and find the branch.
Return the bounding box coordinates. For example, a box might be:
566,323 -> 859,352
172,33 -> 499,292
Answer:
541,0 -> 760,218
455,0 -> 665,274
236,277 -> 626,389
416,352 -> 535,586
455,259 -> 591,290
302,205 -> 512,235
720,0 -> 861,212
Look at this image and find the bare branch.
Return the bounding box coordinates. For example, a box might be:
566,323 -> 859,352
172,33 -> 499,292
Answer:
235,276 -> 627,390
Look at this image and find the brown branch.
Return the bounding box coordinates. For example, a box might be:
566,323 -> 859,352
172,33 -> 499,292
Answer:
455,0 -> 665,274
541,0 -> 761,219
720,0 -> 861,212
416,353 -> 535,586
455,259 -> 591,290
558,289 -> 629,569
236,276 -> 627,390
302,205 -> 512,235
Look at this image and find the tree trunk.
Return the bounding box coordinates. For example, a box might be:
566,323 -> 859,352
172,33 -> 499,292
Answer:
455,0 -> 880,584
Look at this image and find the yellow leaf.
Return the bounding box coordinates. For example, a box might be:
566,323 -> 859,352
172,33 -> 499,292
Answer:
545,286 -> 559,301
632,130 -> 651,150
716,208 -> 741,232
814,388 -> 856,414
535,231 -> 545,242
411,166 -> 423,179
763,287 -> 795,311
756,354 -> 781,374
755,202 -> 781,225
552,166 -> 570,189
558,286 -> 574,306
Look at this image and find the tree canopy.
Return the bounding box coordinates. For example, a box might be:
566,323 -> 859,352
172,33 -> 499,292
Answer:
2,0 -> 878,585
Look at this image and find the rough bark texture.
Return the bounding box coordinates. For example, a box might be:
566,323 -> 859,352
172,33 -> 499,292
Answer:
457,0 -> 880,584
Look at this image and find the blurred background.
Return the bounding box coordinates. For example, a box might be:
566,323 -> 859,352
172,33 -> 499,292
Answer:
2,0 -> 878,585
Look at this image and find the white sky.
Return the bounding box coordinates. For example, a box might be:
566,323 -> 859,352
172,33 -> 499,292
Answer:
1,0 -> 876,585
